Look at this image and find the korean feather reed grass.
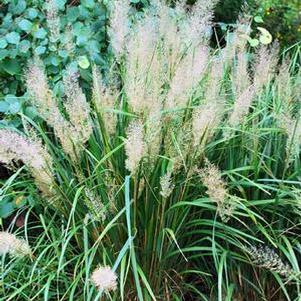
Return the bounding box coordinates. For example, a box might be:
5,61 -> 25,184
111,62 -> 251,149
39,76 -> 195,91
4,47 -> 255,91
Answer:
0,1 -> 301,300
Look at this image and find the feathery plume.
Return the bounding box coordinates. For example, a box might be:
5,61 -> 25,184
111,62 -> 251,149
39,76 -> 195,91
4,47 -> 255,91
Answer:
26,56 -> 54,113
253,44 -> 279,94
275,59 -> 292,106
279,114 -> 301,162
192,59 -> 224,146
160,172 -> 174,199
108,0 -> 130,59
91,265 -> 117,292
274,62 -> 300,163
180,0 -> 218,47
26,58 -> 90,160
200,159 -> 226,206
84,188 -> 106,221
63,25 -> 75,56
125,6 -> 191,162
222,15 -> 251,64
233,50 -> 250,96
102,171 -> 118,212
293,69 -> 301,103
158,3 -> 182,73
247,245 -> 294,279
165,120 -> 193,173
0,129 -> 54,198
45,0 -> 60,42
63,66 -> 93,144
125,120 -> 145,173
92,67 -> 118,136
228,85 -> 255,128
143,50 -> 164,160
0,232 -> 32,258
26,57 -> 71,145
199,159 -> 233,222
145,115 -> 162,165
166,45 -> 209,110
142,48 -> 164,164
124,14 -> 159,114
192,102 -> 222,147
204,59 -> 224,102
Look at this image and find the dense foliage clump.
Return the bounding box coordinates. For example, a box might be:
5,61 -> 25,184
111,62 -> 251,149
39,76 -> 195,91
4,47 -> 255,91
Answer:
0,0 -> 300,300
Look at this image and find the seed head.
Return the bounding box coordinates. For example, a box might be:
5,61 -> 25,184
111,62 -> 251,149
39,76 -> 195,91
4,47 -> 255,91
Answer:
160,172 -> 174,199
84,188 -> 106,221
166,45 -> 209,110
125,120 -> 145,173
247,245 -> 294,279
91,265 -> 117,292
253,44 -> 279,94
0,129 -> 54,199
46,0 -> 60,42
199,159 -> 234,222
0,232 -> 32,258
108,0 -> 130,59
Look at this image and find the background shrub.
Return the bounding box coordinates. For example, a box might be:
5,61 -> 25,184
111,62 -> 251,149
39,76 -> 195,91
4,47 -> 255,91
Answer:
214,0 -> 301,49
0,0 -> 109,127
252,0 -> 301,47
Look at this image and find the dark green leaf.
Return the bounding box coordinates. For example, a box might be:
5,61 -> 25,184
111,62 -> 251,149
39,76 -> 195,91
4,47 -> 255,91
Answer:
24,106 -> 38,119
254,16 -> 264,23
58,49 -> 68,58
0,50 -> 8,60
5,94 -> 19,104
9,0 -> 26,14
2,59 -> 21,75
50,56 -> 60,66
55,0 -> 67,10
67,7 -> 79,22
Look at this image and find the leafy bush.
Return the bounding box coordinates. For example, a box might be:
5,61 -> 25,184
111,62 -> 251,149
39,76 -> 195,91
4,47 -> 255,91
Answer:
214,0 -> 301,48
0,1 -> 301,300
252,0 -> 301,47
0,0 -> 109,125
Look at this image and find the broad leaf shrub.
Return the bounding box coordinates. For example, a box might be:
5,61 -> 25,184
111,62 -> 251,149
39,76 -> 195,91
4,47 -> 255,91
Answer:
214,0 -> 301,49
1,0 -> 301,300
252,0 -> 301,47
0,0 -> 109,126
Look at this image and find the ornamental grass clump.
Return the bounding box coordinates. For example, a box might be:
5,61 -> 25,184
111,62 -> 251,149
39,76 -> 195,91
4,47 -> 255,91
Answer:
1,1 -> 301,300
